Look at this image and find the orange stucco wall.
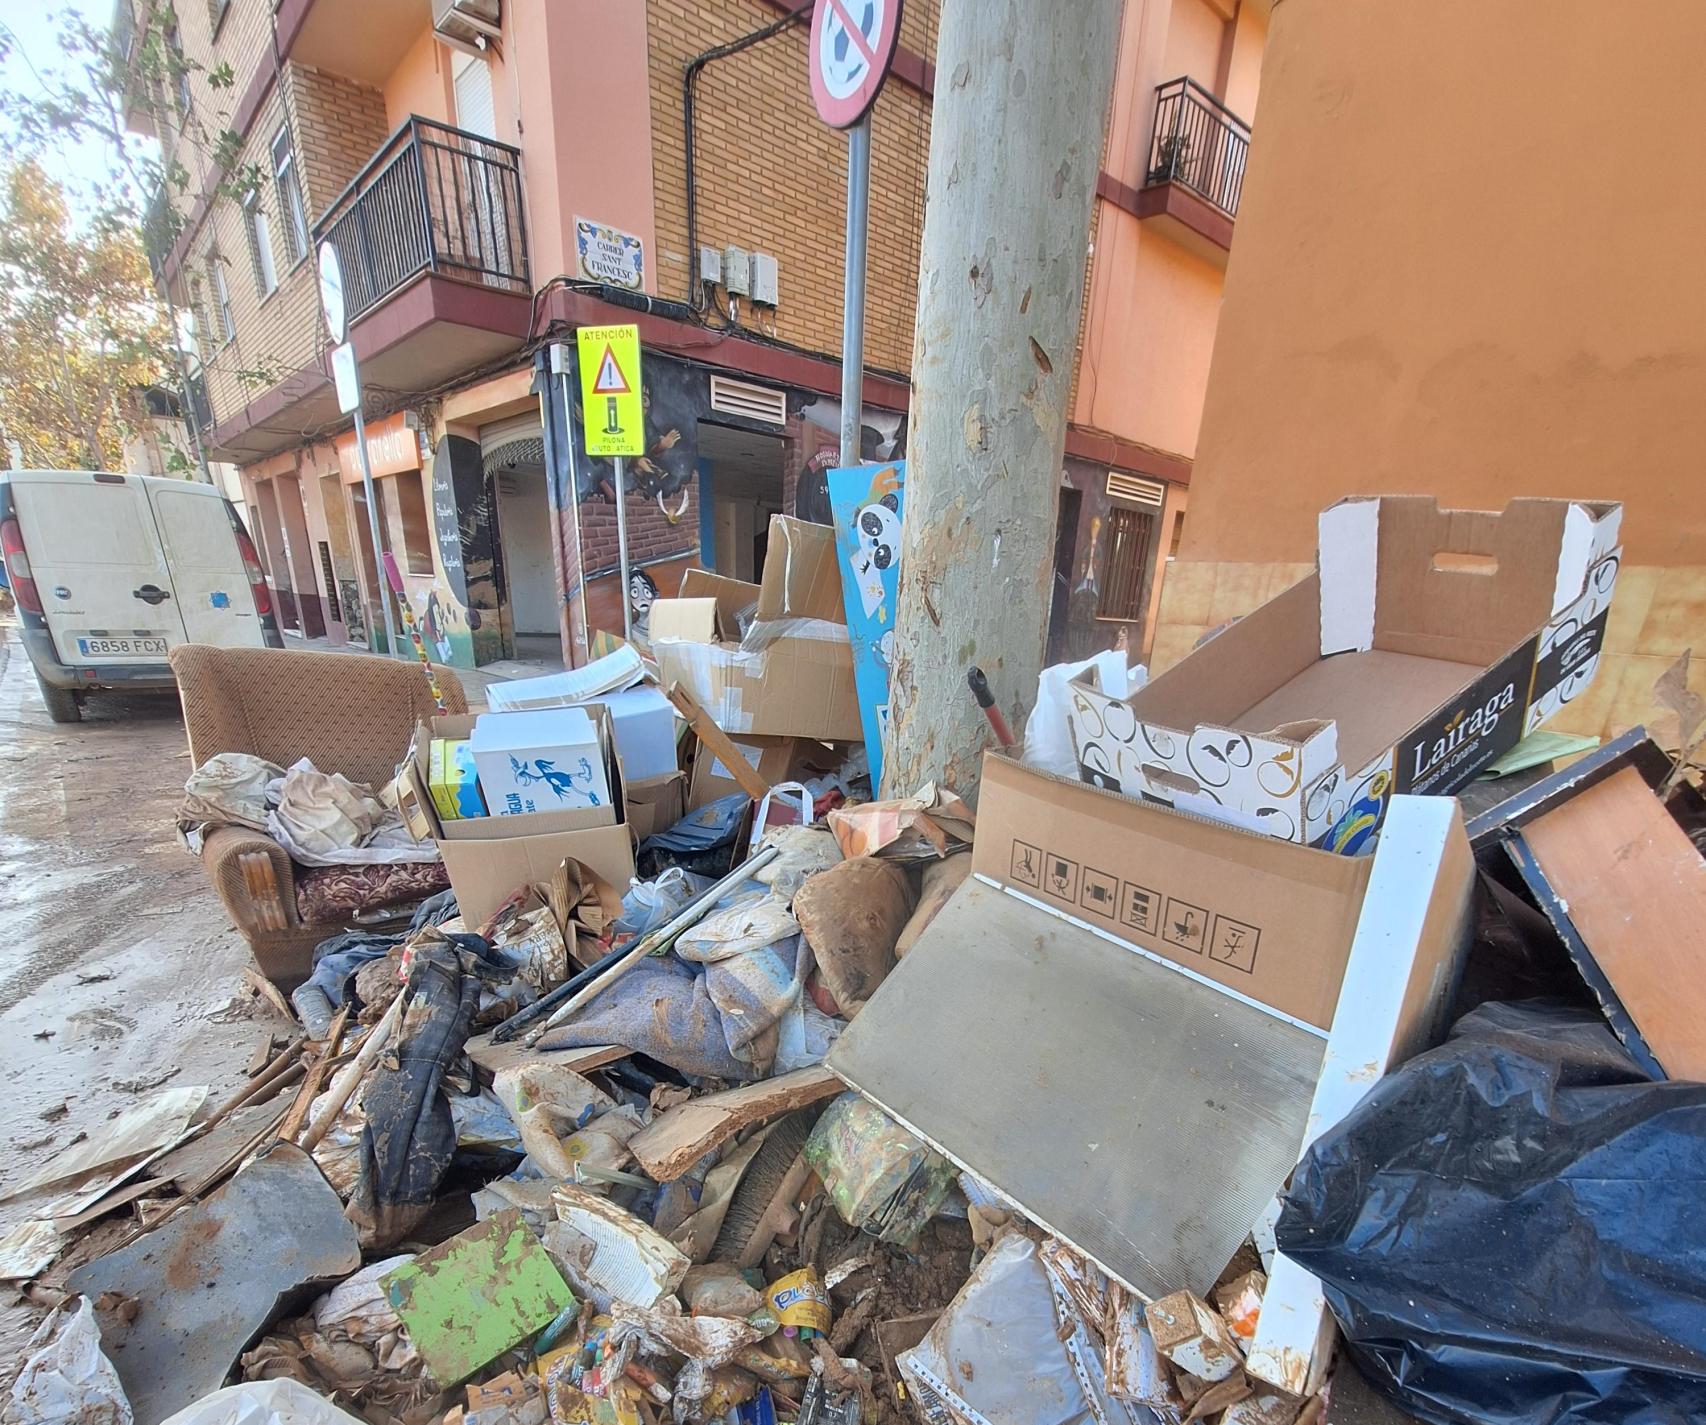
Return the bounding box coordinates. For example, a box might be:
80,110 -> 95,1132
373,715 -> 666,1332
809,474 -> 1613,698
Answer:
1153,0 -> 1706,739
1177,0 -> 1706,570
1075,0 -> 1265,461
382,27 -> 453,130
506,0 -> 659,289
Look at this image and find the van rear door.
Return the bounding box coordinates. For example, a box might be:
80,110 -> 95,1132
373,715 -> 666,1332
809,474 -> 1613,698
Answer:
12,473 -> 189,665
146,482 -> 269,648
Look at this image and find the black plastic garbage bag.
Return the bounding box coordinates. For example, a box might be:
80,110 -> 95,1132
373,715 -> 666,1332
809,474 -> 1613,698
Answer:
1277,1000 -> 1706,1425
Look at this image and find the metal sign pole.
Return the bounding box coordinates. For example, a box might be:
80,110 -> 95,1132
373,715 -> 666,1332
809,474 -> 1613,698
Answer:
349,356 -> 399,658
839,113 -> 872,466
555,361 -> 592,666
614,454 -> 633,641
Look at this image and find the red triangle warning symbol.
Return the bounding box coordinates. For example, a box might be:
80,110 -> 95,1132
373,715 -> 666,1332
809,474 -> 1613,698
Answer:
592,345 -> 631,395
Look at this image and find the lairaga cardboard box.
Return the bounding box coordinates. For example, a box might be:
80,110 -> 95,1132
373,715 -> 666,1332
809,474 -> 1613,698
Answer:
651,515 -> 863,743
1069,497 -> 1622,852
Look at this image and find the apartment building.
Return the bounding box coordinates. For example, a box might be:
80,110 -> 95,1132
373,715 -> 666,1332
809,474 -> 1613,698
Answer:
1152,0 -> 1706,739
124,0 -> 1264,670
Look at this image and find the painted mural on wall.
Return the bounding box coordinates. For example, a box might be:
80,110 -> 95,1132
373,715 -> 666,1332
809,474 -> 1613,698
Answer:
431,434 -> 507,666
828,461 -> 906,790
792,397 -> 907,524
565,348 -> 703,503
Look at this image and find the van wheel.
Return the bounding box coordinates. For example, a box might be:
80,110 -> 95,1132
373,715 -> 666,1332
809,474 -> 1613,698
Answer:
36,675 -> 82,723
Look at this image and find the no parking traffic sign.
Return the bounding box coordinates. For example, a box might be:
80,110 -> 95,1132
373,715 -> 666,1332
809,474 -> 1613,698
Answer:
809,0 -> 903,129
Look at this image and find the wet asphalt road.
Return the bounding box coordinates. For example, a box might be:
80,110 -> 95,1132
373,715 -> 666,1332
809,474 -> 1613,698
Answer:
0,620 -> 283,1259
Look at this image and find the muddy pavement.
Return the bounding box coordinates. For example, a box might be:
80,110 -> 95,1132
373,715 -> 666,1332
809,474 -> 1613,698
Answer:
0,621 -> 289,1357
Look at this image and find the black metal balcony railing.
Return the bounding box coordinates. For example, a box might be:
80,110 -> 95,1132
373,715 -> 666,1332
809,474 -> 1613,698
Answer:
1146,77 -> 1251,219
312,116 -> 529,327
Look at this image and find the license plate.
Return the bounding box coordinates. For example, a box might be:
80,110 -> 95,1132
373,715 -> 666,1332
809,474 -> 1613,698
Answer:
76,637 -> 169,658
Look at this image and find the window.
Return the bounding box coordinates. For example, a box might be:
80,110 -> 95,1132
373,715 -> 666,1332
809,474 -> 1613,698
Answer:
1096,504 -> 1157,622
164,18 -> 192,114
208,258 -> 235,344
270,127 -> 309,265
393,472 -> 436,576
243,193 -> 278,297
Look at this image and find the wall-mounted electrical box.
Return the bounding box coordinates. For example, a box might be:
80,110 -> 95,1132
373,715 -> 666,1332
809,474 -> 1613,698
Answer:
697,246 -> 723,288
750,252 -> 780,306
723,245 -> 752,296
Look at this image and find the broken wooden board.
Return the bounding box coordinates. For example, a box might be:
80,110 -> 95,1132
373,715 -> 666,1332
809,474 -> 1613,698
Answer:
828,876 -> 1326,1301
1246,796 -> 1474,1399
1516,763 -> 1706,1080
628,1066 -> 841,1181
383,1207 -> 574,1385
465,1034 -> 630,1078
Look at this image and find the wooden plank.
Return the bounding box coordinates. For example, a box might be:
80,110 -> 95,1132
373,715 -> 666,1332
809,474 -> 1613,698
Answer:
629,1066 -> 841,1182
464,1035 -> 631,1078
1521,763 -> 1706,1080
668,682 -> 774,800
1246,796 -> 1474,1400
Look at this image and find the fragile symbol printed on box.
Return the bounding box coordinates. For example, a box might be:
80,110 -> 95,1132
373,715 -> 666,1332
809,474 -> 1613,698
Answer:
1080,867 -> 1118,918
1011,841 -> 1043,889
1046,853 -> 1080,902
1208,914 -> 1261,973
1163,898 -> 1208,955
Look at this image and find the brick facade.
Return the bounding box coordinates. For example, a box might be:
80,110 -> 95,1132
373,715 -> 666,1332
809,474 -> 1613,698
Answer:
578,486 -> 702,582
646,0 -> 939,378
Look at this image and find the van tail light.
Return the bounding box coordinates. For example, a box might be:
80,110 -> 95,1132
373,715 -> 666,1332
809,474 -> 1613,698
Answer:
233,525 -> 273,618
1,518 -> 42,615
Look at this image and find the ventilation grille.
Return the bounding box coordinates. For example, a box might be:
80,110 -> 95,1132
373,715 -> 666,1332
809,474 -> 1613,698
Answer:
1106,471 -> 1166,506
709,376 -> 786,426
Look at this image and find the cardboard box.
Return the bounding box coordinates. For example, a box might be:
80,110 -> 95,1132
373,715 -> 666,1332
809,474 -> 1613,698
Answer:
397,707 -> 635,925
625,771 -> 686,841
1069,496 -> 1623,851
651,516 -> 863,742
471,706 -> 612,816
973,751 -> 1374,1029
579,686 -> 679,782
685,733 -> 839,810
428,737 -> 485,821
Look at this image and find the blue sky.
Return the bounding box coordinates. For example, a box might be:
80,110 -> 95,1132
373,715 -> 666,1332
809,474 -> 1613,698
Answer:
0,0 -> 151,226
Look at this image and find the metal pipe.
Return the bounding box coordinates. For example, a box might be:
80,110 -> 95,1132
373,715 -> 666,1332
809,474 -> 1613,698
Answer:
350,383 -> 401,658
556,365 -> 592,666
839,114 -> 872,467
614,454 -> 633,641
525,843 -> 782,1045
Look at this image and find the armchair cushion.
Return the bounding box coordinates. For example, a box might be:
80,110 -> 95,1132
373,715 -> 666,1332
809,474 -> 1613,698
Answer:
295,861 -> 450,925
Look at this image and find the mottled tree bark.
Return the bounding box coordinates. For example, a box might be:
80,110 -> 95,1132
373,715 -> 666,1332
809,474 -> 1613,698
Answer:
884,0 -> 1121,800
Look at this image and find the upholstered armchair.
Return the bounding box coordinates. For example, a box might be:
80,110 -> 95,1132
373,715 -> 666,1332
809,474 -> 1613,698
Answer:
169,645 -> 467,987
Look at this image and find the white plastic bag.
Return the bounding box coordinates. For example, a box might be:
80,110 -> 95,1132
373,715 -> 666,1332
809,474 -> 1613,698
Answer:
1022,651 -> 1146,778
157,1379 -> 366,1425
9,1297 -> 131,1425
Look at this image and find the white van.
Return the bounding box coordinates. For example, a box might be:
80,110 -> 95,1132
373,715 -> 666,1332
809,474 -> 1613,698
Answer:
0,470 -> 282,722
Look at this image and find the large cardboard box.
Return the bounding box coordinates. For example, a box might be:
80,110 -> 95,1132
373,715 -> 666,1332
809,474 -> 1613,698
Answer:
686,733 -> 837,811
397,706 -> 635,926
973,751 -> 1376,1029
651,516 -> 862,742
1070,496 -> 1623,852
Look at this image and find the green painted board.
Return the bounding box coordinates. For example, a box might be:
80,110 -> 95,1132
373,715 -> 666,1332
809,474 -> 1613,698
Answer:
382,1207 -> 575,1384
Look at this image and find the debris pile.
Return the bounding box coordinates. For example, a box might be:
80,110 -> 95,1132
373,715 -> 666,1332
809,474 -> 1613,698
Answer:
8,495 -> 1706,1425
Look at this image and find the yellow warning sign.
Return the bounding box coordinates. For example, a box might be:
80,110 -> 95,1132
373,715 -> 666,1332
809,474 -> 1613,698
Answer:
576,324 -> 644,456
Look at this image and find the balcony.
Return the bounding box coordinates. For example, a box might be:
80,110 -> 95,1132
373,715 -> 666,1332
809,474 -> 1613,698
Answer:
1134,77 -> 1252,268
315,116 -> 531,326
204,116 -> 536,464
